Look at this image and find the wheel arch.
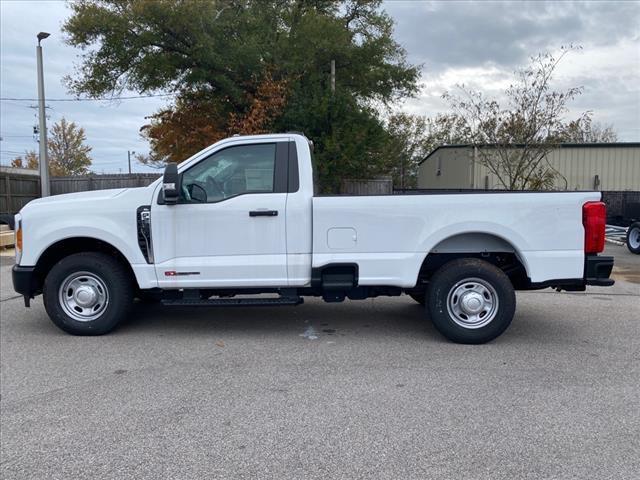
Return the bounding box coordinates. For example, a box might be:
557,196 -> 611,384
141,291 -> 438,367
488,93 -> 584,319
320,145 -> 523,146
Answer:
415,231 -> 531,288
33,237 -> 139,293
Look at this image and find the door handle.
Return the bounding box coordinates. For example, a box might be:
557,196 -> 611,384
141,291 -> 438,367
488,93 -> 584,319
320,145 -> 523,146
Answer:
249,210 -> 278,217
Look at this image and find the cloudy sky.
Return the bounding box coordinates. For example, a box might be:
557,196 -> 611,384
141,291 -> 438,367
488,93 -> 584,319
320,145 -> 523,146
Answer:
1,0 -> 639,173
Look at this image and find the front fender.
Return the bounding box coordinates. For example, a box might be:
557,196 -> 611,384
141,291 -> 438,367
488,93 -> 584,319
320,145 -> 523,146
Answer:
21,221 -> 144,267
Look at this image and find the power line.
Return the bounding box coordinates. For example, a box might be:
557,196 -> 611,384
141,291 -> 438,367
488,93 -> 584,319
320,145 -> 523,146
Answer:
0,100 -> 33,108
0,94 -> 175,102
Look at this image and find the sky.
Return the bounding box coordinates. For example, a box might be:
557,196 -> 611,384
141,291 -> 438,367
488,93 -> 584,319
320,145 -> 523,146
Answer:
1,0 -> 639,173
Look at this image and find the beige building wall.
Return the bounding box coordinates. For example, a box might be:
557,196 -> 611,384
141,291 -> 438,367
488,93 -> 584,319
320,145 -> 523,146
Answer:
419,145 -> 640,191
417,147 -> 473,189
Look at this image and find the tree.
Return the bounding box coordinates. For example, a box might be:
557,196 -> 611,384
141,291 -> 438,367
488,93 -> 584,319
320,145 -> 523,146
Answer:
10,150 -> 39,169
138,70 -> 290,166
559,117 -> 618,143
63,0 -> 419,191
586,123 -> 618,143
443,47 -> 595,190
382,113 -> 429,189
8,121 -> 93,175
48,118 -> 93,176
382,113 -> 471,188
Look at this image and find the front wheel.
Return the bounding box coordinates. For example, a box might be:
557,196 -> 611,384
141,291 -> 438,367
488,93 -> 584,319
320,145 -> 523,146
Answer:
43,252 -> 133,335
627,222 -> 640,254
426,258 -> 516,344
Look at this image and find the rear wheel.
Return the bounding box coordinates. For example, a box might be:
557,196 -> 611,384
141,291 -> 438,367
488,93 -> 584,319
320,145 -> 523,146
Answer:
43,252 -> 133,335
426,258 -> 516,344
627,222 -> 640,254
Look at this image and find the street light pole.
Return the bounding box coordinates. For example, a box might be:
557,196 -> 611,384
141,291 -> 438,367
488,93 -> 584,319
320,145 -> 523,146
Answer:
36,32 -> 50,197
127,150 -> 136,174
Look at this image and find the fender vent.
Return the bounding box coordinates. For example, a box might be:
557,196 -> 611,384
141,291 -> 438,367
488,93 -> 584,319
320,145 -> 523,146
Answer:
137,206 -> 153,264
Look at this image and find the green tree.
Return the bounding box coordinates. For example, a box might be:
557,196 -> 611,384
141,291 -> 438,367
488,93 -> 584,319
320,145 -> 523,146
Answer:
48,118 -> 93,176
382,113 -> 471,188
273,75 -> 396,192
63,0 -> 419,191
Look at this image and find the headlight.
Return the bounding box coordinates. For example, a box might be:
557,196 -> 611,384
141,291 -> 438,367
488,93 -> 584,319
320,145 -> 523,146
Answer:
15,215 -> 22,264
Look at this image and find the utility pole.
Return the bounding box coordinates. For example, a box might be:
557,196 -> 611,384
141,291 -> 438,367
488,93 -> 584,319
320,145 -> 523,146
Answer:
36,32 -> 50,197
330,60 -> 336,94
127,150 -> 135,174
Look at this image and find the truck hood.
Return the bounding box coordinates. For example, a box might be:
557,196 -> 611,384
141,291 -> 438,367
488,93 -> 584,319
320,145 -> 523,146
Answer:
26,188 -> 129,207
19,187 -> 161,219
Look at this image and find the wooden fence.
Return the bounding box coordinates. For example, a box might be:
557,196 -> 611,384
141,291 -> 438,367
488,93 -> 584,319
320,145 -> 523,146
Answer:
340,178 -> 393,195
50,174 -> 161,196
0,171 -> 160,215
0,170 -> 40,215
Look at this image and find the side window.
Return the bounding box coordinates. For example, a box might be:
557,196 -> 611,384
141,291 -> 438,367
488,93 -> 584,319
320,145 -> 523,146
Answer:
181,144 -> 276,203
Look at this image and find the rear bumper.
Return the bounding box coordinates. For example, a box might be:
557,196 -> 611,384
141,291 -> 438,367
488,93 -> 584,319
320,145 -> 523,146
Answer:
523,254 -> 614,291
584,254 -> 614,286
12,265 -> 39,303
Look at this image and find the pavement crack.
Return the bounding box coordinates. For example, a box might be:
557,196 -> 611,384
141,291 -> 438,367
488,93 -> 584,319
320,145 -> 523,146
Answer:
0,294 -> 22,303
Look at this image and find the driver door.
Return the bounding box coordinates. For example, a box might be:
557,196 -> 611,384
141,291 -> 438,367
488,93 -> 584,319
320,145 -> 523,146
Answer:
151,140 -> 289,288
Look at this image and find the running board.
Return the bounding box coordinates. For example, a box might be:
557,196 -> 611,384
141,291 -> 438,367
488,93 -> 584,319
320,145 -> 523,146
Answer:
161,296 -> 303,307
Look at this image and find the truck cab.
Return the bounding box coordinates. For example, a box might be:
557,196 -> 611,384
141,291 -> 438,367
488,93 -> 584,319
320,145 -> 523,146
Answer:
12,133 -> 614,343
152,134 -> 314,289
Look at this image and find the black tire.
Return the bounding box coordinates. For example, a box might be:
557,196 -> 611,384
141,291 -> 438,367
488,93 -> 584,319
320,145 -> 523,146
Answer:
409,293 -> 425,305
627,222 -> 640,254
43,252 -> 133,335
426,258 -> 516,344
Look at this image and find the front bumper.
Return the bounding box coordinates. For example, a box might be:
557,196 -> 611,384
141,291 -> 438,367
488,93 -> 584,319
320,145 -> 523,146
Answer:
12,265 -> 39,306
584,254 -> 614,286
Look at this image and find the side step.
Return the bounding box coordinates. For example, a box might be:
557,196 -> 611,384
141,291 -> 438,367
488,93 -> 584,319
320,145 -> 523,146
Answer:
161,296 -> 303,307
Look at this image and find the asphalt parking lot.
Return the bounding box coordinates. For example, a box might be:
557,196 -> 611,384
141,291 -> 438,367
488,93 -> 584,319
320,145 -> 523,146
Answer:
1,245 -> 639,479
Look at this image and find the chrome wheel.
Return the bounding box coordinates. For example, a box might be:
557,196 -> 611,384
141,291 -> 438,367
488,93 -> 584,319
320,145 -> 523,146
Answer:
629,226 -> 640,250
446,277 -> 499,329
58,271 -> 109,322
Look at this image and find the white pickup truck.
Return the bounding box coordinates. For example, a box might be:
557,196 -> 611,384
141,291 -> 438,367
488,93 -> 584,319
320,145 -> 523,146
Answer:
12,133 -> 614,343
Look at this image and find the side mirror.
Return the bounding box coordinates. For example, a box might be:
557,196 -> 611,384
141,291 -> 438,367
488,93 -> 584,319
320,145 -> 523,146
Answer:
162,163 -> 181,205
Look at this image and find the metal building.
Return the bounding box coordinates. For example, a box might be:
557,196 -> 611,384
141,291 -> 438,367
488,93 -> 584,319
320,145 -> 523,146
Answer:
417,143 -> 640,191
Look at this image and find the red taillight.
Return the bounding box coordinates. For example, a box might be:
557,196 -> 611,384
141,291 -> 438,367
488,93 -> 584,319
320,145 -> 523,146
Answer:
582,201 -> 606,254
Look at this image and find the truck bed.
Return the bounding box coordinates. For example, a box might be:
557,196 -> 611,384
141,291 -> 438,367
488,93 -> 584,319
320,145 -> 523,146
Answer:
312,191 -> 601,287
